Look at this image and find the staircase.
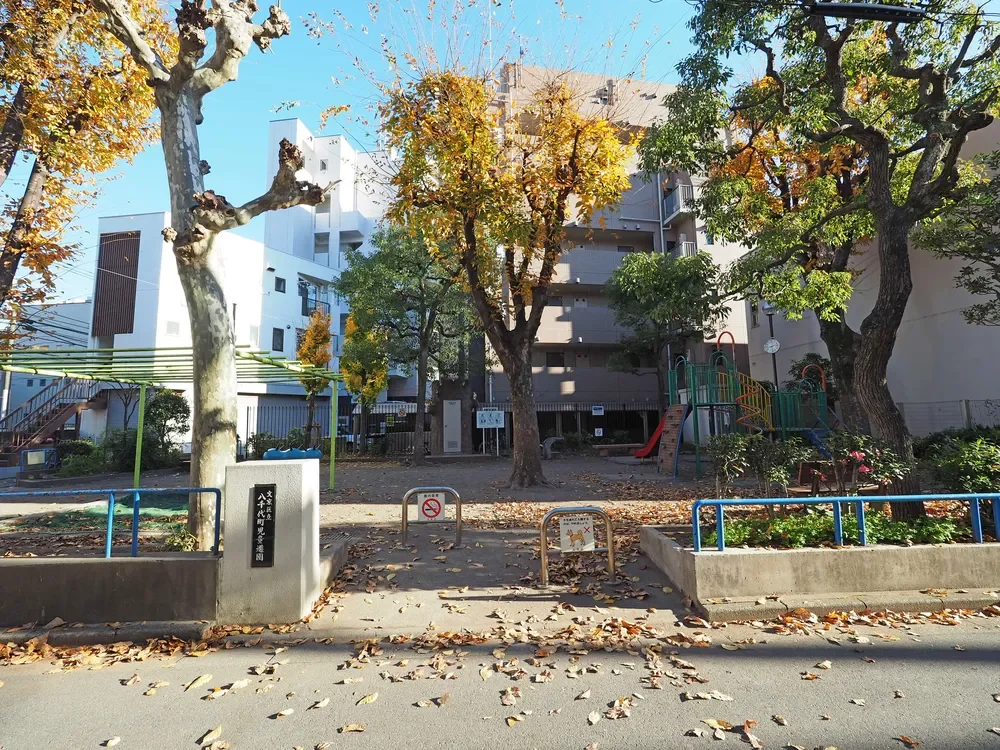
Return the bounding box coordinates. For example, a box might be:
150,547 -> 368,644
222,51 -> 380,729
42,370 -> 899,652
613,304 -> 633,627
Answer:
0,379 -> 103,465
657,403 -> 691,477
805,428 -> 832,459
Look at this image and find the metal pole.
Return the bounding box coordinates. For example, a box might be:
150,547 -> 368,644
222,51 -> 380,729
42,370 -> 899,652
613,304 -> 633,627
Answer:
768,312 -> 779,388
329,380 -> 338,490
132,384 -> 147,490
105,492 -> 116,558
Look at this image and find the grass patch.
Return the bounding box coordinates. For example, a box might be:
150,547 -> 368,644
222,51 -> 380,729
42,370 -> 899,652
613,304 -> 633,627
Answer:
704,507 -> 972,549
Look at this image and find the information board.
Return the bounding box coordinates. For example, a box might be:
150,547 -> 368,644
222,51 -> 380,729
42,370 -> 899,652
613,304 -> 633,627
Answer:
476,410 -> 505,429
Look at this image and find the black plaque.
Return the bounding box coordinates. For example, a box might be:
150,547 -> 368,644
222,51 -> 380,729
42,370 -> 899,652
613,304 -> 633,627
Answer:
251,483 -> 277,568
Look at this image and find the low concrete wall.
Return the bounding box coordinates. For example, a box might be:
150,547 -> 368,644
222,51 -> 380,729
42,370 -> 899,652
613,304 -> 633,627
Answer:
641,525 -> 1000,601
0,554 -> 218,627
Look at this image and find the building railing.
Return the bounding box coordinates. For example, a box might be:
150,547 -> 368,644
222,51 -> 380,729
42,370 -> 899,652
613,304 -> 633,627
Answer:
673,241 -> 697,258
663,184 -> 694,221
692,493 -> 1000,552
0,487 -> 222,557
301,296 -> 331,317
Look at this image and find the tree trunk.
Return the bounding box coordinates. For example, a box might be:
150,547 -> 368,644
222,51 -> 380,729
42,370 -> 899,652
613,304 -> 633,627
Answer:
414,345 -> 428,464
178,238 -> 238,545
655,349 -> 668,414
159,90 -> 237,548
0,84 -> 28,190
499,343 -> 544,486
0,156 -> 49,309
854,222 -> 923,520
817,315 -> 870,433
305,393 -> 316,447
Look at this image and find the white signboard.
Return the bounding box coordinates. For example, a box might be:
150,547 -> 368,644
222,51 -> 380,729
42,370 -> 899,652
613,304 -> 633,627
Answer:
594,428 -> 604,438
417,491 -> 445,521
559,515 -> 595,552
591,405 -> 605,416
476,410 -> 505,429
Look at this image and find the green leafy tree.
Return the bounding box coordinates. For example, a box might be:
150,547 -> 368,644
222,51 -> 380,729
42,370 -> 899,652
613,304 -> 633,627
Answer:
144,390 -> 191,454
606,252 -> 727,413
913,151 -> 1000,326
296,309 -> 332,448
340,313 -> 389,451
639,0 -> 1000,518
335,225 -> 473,463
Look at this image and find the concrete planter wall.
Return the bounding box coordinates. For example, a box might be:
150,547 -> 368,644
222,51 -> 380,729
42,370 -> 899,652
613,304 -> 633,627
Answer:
641,525 -> 1000,619
0,554 -> 219,627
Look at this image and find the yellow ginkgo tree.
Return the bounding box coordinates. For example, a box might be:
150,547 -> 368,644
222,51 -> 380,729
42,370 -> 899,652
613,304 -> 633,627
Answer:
382,70 -> 633,486
340,314 -> 389,452
0,0 -> 172,330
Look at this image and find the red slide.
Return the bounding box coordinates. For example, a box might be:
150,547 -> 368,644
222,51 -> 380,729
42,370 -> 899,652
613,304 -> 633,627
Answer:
634,412 -> 667,459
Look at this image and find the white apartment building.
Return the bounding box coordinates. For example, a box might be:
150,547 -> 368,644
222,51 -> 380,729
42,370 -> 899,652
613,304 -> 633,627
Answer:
746,121 -> 1000,436
76,120 -> 389,445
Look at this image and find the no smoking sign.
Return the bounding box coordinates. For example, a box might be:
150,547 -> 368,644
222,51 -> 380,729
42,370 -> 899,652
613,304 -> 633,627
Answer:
417,492 -> 444,521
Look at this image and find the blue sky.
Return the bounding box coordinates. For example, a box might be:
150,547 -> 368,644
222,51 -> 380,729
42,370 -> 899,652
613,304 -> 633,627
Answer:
49,0 -> 700,300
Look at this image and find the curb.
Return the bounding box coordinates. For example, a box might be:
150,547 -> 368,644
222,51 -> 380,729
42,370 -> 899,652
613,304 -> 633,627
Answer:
2,620 -> 213,647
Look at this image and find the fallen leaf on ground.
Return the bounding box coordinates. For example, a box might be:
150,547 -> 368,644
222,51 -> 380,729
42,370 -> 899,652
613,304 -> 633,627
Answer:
588,710 -> 602,725
576,689 -> 591,700
339,724 -> 366,733
316,744 -> 331,750
185,674 -> 212,692
702,719 -> 733,731
772,715 -> 788,726
309,698 -> 330,710
356,692 -> 379,705
897,736 -> 920,748
273,709 -> 294,719
436,693 -> 451,707
585,744 -> 598,750
122,674 -> 140,686
685,728 -> 706,737
104,739 -> 121,748
198,727 -> 223,745
506,715 -> 523,727
990,728 -> 1000,736
994,694 -> 1000,702
850,698 -> 866,706
682,690 -> 733,702
816,660 -> 832,670
894,691 -> 905,699
339,678 -> 363,685
480,666 -> 492,681
801,672 -> 821,680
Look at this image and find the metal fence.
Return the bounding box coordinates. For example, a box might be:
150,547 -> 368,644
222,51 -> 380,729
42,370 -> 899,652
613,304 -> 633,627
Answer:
898,399 -> 1000,436
243,401 -> 429,456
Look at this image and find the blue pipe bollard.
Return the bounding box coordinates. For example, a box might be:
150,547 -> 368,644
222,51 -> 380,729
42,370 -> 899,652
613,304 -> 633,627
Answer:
131,490 -> 141,557
105,493 -> 116,558
832,500 -> 843,546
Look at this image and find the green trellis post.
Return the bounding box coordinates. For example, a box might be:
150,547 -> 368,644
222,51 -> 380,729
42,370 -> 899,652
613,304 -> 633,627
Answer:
132,383 -> 147,489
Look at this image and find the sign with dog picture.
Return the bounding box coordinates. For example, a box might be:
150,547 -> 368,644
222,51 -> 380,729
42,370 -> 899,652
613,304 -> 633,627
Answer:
559,515 -> 595,552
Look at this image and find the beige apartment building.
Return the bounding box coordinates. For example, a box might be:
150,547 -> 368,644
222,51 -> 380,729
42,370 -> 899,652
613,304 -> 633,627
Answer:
486,64 -> 750,441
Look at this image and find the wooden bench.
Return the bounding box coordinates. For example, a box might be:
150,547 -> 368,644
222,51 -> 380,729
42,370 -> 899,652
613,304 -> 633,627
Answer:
597,443 -> 645,457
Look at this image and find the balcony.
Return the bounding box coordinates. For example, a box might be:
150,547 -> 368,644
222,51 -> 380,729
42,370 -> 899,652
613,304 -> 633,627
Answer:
301,296 -> 331,317
673,241 -> 697,258
663,184 -> 695,224
536,305 -> 628,345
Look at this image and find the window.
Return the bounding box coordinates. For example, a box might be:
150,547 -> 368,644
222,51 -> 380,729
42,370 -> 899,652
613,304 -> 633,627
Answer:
249,324 -> 259,347
617,245 -> 634,253
315,195 -> 331,214
166,320 -> 180,336
274,277 -> 286,293
546,296 -> 564,307
39,379 -> 46,387
750,302 -> 760,328
319,159 -> 328,172
704,233 -> 715,246
545,351 -> 565,368
272,327 -> 284,352
665,240 -> 677,255
314,232 -> 330,254
26,379 -> 33,387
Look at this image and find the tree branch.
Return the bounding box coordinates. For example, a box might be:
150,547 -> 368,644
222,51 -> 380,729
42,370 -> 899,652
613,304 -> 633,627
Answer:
192,1 -> 291,112
92,0 -> 170,83
191,139 -> 332,233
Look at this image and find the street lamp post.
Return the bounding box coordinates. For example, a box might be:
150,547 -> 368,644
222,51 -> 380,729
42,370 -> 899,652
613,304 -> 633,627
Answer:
760,301 -> 781,389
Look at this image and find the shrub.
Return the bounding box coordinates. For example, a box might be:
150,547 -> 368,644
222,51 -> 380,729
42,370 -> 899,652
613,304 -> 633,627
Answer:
164,528 -> 198,552
102,428 -> 179,472
705,507 -> 966,548
145,390 -> 191,452
706,433 -> 750,497
913,425 -> 1000,458
247,431 -> 283,460
744,436 -> 813,496
929,438 -> 1000,494
57,450 -> 107,477
56,439 -> 96,460
611,430 -> 632,444
824,431 -> 907,494
561,431 -> 593,450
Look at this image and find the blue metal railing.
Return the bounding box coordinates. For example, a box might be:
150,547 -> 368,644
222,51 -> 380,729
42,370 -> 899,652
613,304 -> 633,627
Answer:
0,487 -> 222,558
692,493 -> 1000,552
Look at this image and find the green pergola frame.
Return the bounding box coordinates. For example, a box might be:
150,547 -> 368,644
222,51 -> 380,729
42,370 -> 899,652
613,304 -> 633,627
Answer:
0,346 -> 343,490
